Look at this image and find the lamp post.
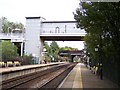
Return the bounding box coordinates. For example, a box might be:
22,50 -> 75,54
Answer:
83,50 -> 87,66
44,48 -> 47,61
99,34 -> 103,80
95,46 -> 102,80
32,54 -> 36,64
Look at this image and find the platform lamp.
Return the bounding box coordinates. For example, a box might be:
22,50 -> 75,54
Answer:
42,47 -> 47,64
32,54 -> 36,64
83,50 -> 87,66
95,46 -> 103,80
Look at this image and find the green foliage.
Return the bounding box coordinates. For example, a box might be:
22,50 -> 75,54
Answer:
2,41 -> 19,61
44,41 -> 60,62
74,2 -> 120,85
59,46 -> 78,58
44,41 -> 79,62
49,41 -> 60,61
22,54 -> 33,65
74,2 -> 120,61
44,42 -> 52,62
0,17 -> 24,33
60,46 -> 78,51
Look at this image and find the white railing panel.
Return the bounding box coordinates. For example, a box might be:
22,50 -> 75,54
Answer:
0,33 -> 24,42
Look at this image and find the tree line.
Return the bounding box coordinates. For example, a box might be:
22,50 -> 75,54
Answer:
74,2 -> 120,86
1,40 -> 78,65
0,17 -> 79,65
0,17 -> 24,33
44,41 -> 78,63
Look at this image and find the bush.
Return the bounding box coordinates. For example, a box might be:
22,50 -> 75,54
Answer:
2,41 -> 19,61
21,54 -> 33,65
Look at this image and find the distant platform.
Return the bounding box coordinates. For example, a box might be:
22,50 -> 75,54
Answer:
0,62 -> 67,73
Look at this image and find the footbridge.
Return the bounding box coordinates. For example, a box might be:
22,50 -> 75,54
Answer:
25,17 -> 86,63
59,50 -> 83,62
40,21 -> 85,41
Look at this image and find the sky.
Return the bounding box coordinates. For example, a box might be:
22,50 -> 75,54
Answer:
0,0 -> 84,50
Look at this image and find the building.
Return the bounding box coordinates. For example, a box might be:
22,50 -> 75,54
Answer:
0,16 -> 86,64
25,17 -> 86,64
0,27 -> 25,56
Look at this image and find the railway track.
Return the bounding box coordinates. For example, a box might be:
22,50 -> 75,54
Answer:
1,63 -> 61,89
1,63 -> 76,90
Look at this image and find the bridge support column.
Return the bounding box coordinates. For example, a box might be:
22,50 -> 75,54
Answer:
25,17 -> 42,64
39,38 -> 44,64
68,55 -> 74,62
20,42 -> 23,56
71,56 -> 75,62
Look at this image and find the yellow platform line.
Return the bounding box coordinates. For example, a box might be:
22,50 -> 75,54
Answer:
57,65 -> 75,88
72,63 -> 83,89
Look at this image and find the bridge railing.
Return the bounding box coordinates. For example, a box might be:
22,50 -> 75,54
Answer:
40,29 -> 86,36
0,33 -> 24,42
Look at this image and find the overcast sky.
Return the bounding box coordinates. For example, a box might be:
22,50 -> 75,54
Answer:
0,0 -> 84,50
0,0 -> 80,24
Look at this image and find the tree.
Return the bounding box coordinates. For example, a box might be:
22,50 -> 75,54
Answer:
44,41 -> 60,62
44,42 -> 59,62
49,41 -> 60,62
44,42 -> 79,62
44,42 -> 52,62
60,46 -> 78,51
21,54 -> 33,65
0,17 -> 24,33
74,2 -> 120,85
2,41 -> 19,61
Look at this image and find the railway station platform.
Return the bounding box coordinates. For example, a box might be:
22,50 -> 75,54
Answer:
0,62 -> 67,81
0,62 -> 64,73
58,63 -> 119,89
